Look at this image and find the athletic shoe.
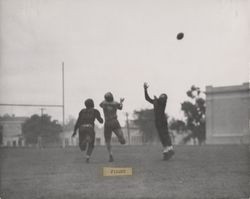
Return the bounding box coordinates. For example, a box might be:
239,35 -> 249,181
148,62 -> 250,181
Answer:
109,155 -> 114,162
163,150 -> 175,161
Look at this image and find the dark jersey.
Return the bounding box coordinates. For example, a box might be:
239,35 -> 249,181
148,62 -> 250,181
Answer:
74,108 -> 103,132
144,89 -> 168,128
100,100 -> 122,122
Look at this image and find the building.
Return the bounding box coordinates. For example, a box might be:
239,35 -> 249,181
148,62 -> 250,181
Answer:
206,82 -> 250,144
60,131 -> 78,147
0,116 -> 27,147
123,120 -> 142,145
60,126 -> 105,147
60,121 -> 143,147
112,120 -> 143,145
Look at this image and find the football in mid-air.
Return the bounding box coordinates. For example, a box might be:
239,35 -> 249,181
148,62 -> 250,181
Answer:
177,32 -> 184,40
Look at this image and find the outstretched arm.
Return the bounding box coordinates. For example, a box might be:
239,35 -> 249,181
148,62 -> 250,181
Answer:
72,112 -> 81,137
95,110 -> 104,124
117,98 -> 124,110
144,82 -> 154,104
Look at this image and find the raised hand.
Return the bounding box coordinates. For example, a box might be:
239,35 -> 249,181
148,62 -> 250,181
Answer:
72,131 -> 76,138
120,98 -> 125,103
144,82 -> 149,89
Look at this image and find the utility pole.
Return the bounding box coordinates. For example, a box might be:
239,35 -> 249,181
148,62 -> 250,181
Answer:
62,62 -> 65,128
125,112 -> 130,145
39,107 -> 45,148
40,108 -> 45,117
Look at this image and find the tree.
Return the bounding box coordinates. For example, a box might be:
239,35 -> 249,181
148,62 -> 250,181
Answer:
22,114 -> 62,145
0,114 -> 14,119
0,125 -> 3,145
181,85 -> 206,145
133,109 -> 158,143
169,118 -> 186,134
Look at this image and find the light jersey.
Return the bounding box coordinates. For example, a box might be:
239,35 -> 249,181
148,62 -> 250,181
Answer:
100,100 -> 122,122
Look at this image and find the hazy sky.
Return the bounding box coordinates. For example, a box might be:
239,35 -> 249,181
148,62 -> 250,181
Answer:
0,0 -> 249,124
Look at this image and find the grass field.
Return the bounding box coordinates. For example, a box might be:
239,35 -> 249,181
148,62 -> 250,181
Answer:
0,145 -> 250,199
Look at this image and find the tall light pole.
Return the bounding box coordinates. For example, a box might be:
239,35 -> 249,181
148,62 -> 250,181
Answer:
40,108 -> 45,117
126,112 -> 130,145
62,62 -> 65,128
39,107 -> 45,148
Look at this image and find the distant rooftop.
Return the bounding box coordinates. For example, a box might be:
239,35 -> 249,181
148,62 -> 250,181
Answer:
206,82 -> 249,94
